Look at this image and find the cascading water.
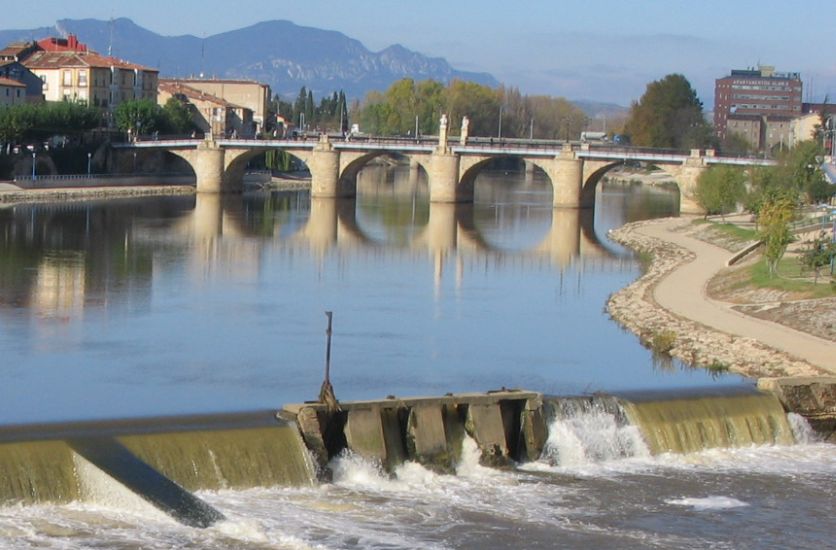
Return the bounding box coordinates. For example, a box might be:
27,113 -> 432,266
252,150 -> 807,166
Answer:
619,390 -> 795,454
538,396 -> 651,467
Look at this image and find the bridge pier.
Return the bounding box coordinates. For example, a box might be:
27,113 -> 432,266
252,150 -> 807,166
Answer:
429,151 -> 462,203
310,137 -> 346,198
549,147 -> 585,208
194,141 -> 226,193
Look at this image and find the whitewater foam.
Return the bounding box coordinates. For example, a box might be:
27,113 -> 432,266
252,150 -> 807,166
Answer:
665,496 -> 749,511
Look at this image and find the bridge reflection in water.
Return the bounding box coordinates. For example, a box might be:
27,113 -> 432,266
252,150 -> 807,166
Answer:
177,191 -> 626,290
0,172 -> 668,326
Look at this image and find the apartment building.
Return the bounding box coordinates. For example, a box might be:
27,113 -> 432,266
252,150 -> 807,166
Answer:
714,65 -> 802,150
158,80 -> 253,137
163,78 -> 270,134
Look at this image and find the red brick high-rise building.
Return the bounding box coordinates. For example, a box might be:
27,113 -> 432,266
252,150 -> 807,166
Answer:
714,65 -> 802,151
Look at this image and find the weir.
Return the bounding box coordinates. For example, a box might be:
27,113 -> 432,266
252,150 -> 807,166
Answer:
0,385 -> 830,526
0,410 -> 315,527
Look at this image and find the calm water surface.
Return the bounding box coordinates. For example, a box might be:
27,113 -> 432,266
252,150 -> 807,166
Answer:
0,168 -> 744,424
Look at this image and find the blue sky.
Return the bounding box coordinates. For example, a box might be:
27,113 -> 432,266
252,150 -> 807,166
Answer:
5,0 -> 836,106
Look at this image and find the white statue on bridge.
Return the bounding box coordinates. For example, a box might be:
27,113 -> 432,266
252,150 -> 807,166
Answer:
460,116 -> 469,145
439,113 -> 449,150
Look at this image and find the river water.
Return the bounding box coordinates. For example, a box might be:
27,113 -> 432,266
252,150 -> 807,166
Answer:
0,166 -> 834,548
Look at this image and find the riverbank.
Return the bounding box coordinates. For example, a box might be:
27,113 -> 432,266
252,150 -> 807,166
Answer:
0,182 -> 195,205
606,216 -> 835,379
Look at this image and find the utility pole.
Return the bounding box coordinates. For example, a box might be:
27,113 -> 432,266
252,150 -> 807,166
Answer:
498,105 -> 503,139
318,311 -> 339,411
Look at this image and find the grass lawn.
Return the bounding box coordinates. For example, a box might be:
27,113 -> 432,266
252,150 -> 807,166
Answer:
749,256 -> 836,298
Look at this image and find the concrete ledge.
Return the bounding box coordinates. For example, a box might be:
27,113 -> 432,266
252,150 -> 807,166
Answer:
758,376 -> 836,442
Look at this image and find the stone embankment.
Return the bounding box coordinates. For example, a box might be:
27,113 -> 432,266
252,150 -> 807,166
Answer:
0,184 -> 195,205
606,218 -> 825,379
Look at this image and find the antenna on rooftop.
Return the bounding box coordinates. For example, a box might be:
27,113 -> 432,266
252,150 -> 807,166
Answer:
200,32 -> 206,79
107,15 -> 114,57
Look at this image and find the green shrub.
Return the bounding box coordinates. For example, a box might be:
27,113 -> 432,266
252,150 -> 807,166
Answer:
651,330 -> 677,354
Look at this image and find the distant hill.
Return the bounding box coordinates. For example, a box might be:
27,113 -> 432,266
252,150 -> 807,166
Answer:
572,100 -> 629,119
0,18 -> 498,100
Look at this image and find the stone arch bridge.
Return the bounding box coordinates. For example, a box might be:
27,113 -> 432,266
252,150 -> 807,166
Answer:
116,130 -> 775,214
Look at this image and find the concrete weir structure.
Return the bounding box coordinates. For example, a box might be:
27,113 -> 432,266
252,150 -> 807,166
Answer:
280,390 -> 546,472
0,383 -> 831,528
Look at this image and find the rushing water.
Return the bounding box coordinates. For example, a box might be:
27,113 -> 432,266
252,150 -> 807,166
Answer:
1,165 -> 834,548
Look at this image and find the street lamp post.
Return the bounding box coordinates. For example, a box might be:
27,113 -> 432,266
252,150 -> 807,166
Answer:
31,151 -> 35,180
498,105 -> 503,139
87,152 -> 92,177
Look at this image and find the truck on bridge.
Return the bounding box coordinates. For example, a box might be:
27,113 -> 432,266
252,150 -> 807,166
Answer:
580,131 -> 608,142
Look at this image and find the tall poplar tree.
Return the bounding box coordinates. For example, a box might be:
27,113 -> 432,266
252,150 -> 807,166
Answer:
623,74 -> 712,149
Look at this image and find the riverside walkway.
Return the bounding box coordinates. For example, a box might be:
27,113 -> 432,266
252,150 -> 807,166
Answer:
637,219 -> 836,374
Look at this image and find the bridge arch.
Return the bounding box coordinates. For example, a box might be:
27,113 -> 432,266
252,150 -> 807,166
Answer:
458,156 -> 553,203
580,160 -> 682,209
338,151 -> 430,197
224,148 -> 312,185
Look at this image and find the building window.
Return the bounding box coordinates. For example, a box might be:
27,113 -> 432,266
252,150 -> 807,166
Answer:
63,70 -> 72,86
78,70 -> 87,86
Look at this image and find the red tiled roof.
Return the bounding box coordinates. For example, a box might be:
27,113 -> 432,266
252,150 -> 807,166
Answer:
23,51 -> 158,72
0,77 -> 25,87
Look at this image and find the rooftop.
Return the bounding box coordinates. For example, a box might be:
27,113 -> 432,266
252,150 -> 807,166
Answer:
0,77 -> 25,87
158,80 -> 239,108
23,51 -> 158,72
723,65 -> 801,81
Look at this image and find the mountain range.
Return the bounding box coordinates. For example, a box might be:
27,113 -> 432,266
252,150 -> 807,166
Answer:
0,18 -> 499,100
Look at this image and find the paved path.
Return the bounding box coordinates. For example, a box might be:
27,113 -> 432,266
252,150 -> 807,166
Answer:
637,219 -> 836,374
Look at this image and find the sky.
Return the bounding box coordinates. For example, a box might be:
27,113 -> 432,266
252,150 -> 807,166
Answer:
5,0 -> 836,107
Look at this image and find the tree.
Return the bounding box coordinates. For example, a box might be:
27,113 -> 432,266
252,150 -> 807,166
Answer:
758,194 -> 796,276
623,74 -> 712,149
114,99 -> 164,136
161,97 -> 195,134
695,165 -> 745,219
800,231 -> 836,283
776,140 -> 833,204
720,131 -> 752,156
0,101 -> 100,146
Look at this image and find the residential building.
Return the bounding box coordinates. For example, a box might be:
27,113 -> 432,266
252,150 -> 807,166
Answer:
0,34 -> 158,120
0,41 -> 40,63
24,51 -> 158,109
791,103 -> 836,151
163,78 -> 270,134
714,65 -> 802,150
0,77 -> 26,106
157,80 -> 253,137
0,60 -> 43,101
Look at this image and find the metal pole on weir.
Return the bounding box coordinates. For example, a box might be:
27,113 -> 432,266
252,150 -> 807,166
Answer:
319,311 -> 340,411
